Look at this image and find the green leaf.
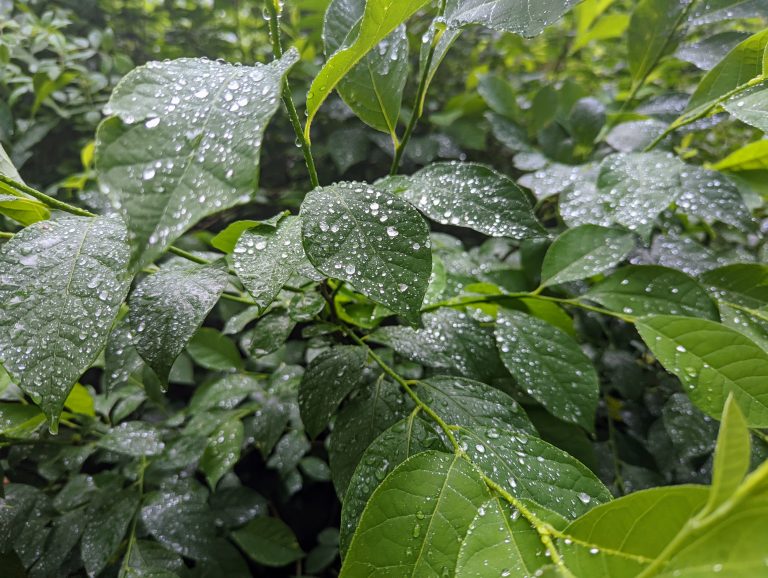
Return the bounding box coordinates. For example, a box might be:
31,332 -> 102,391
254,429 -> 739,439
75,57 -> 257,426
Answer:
298,345 -> 367,438
496,310 -> 599,431
120,539 -> 184,577
129,261 -> 229,383
209,486 -> 268,528
677,31 -> 751,71
209,220 -> 261,253
187,328 -> 243,371
323,0 -> 409,137
304,0 -> 430,140
370,309 -> 508,384
540,224 -> 635,287
627,0 -> 686,89
232,517 -> 304,567
636,315 -> 768,427
0,215 -> 131,423
247,308 -> 296,357
339,414 -> 444,555
455,497 -> 547,577
233,216 -> 307,313
559,485 -> 710,577
96,51 -> 298,267
341,451 -> 491,577
586,265 -> 719,319
300,181 -> 431,323
722,83 -> 768,132
81,487 -> 140,577
445,0 -> 579,37
415,375 -> 537,433
381,162 -> 545,239
457,425 -> 612,518
700,264 -> 768,310
0,194 -> 50,226
200,417 -> 244,488
713,140 -> 768,171
97,421 -> 165,456
676,168 -> 754,230
64,382 -> 95,416
0,403 -> 45,437
189,373 -> 261,413
704,394 -> 750,514
569,97 -> 606,145
0,143 -> 23,183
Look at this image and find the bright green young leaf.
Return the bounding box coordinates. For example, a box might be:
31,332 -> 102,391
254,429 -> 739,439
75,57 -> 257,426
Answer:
187,328 -> 243,371
704,394 -> 750,514
323,0 -> 409,138
496,310 -> 599,431
415,375 -> 537,433
586,265 -> 719,320
300,181 -> 431,324
0,216 -> 131,423
64,382 -> 95,416
304,0 -> 430,140
700,263 -> 768,310
0,194 -> 50,226
96,51 -> 298,267
233,517 -> 304,567
444,0 -> 579,37
540,224 -> 634,287
81,488 -> 140,577
457,426 -> 612,518
571,13 -> 629,53
341,451 -> 491,577
298,345 -> 367,438
636,315 -> 768,426
200,417 -> 244,488
455,497 -> 547,577
713,140 -> 768,171
97,421 -> 165,456
627,0 -> 686,89
339,414 -> 444,555
233,216 -> 308,313
381,162 -> 545,239
0,403 -> 46,438
129,261 -> 229,384
210,220 -> 261,253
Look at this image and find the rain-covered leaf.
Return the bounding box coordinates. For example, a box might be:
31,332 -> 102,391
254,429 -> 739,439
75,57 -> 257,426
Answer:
200,417 -> 244,488
381,162 -> 545,239
323,0 -> 409,137
189,373 -> 261,413
97,421 -> 165,456
700,264 -> 768,310
129,261 -> 228,383
676,31 -> 751,71
636,315 -> 768,426
96,51 -> 298,267
81,488 -> 140,577
304,0 -> 430,139
723,84 -> 768,132
495,310 -> 599,431
675,167 -> 754,230
445,0 -> 579,37
300,181 -> 431,323
457,426 -> 612,518
0,216 -> 131,422
341,451 -> 491,577
586,265 -> 719,319
0,403 -> 45,437
298,345 -> 367,438
233,216 -> 307,313
233,517 -> 304,567
540,224 -> 634,287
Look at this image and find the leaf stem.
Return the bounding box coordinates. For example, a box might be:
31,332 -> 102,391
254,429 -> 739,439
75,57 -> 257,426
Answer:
0,174 -> 95,217
0,231 -> 13,239
265,1 -> 320,188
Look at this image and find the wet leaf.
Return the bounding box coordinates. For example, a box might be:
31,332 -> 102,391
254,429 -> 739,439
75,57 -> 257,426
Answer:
445,0 -> 579,37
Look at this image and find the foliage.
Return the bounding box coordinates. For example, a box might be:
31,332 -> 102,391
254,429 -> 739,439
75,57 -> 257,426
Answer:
1,0 -> 768,576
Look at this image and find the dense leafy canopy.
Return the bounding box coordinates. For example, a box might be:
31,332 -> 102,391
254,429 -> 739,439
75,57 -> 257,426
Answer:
0,0 -> 767,577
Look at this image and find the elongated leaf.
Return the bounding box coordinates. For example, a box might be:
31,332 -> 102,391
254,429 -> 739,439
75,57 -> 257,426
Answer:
445,0 -> 579,37
233,216 -> 307,313
299,345 -> 367,438
81,488 -> 140,577
458,426 -> 612,518
340,414 -> 444,554
627,0 -> 685,89
324,0 -> 409,137
200,418 -> 244,489
713,140 -> 768,171
0,194 -> 50,226
415,375 -> 536,433
233,517 -> 304,567
300,181 -> 431,323
723,83 -> 768,132
677,31 -> 751,71
540,224 -> 635,287
129,261 -> 228,384
704,394 -> 750,514
496,310 -> 599,431
0,216 -> 131,422
700,264 -> 768,310
187,328 -> 243,371
586,265 -> 719,320
304,0 -> 430,139
97,51 -> 298,267
381,162 -> 545,239
636,315 -> 768,426
189,373 -> 261,413
456,497 -> 547,577
341,451 -> 491,577
0,143 -> 23,183
97,421 -> 165,456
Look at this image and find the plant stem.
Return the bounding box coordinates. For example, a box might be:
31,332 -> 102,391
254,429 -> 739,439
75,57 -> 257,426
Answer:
0,174 -> 95,217
0,231 -> 13,239
265,0 -> 320,188
167,245 -> 209,264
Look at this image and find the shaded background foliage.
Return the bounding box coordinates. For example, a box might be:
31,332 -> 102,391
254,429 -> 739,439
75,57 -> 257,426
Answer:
1,0 -> 768,576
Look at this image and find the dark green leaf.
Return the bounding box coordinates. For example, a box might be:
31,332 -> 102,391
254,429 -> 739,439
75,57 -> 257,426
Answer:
232,517 -> 304,567
187,328 -> 243,371
445,0 -> 579,37
200,417 -> 243,488
97,421 -> 165,456
81,487 -> 140,577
